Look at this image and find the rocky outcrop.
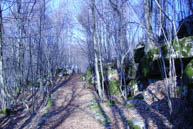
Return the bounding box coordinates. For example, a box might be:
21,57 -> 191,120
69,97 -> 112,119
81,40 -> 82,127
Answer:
134,36 -> 193,78
144,80 -> 167,105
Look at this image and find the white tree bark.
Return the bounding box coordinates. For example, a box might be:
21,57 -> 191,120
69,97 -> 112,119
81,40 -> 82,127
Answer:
92,0 -> 103,99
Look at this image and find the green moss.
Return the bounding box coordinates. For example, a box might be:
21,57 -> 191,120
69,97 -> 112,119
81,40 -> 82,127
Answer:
126,120 -> 142,129
47,98 -> 52,106
127,104 -> 136,109
148,48 -> 160,58
129,80 -> 137,86
42,98 -> 53,116
173,36 -> 193,57
105,100 -> 121,107
85,69 -> 92,83
141,51 -> 153,78
0,108 -> 11,115
89,103 -> 99,110
128,96 -> 134,100
108,81 -> 121,96
142,57 -> 151,77
184,59 -> 193,84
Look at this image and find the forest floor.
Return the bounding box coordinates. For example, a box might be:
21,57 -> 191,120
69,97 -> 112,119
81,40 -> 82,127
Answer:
0,75 -> 192,129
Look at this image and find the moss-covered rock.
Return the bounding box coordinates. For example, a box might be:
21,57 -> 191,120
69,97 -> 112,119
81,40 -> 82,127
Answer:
134,45 -> 161,78
127,120 -> 144,129
0,108 -> 11,115
108,80 -> 121,96
141,55 -> 152,78
173,36 -> 193,57
184,59 -> 193,86
134,44 -> 145,63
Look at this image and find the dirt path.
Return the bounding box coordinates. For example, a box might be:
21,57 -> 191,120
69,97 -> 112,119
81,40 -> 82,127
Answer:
40,75 -> 105,129
1,75 -> 182,129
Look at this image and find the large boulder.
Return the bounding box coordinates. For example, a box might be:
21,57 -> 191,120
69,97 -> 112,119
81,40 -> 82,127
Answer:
144,80 -> 167,105
134,36 -> 193,78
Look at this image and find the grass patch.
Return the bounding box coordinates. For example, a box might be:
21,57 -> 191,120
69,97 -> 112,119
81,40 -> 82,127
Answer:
127,104 -> 136,109
105,100 -> 121,107
126,120 -> 142,129
89,103 -> 99,110
128,96 -> 134,100
47,98 -> 52,107
42,98 -> 53,117
51,92 -> 56,97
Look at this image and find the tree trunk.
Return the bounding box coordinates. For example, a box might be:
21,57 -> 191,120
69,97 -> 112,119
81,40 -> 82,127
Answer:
0,0 -> 7,109
144,0 -> 153,53
92,0 -> 103,100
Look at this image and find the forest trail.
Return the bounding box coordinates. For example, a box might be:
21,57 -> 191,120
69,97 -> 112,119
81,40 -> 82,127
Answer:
40,75 -> 105,129
0,75 -> 180,129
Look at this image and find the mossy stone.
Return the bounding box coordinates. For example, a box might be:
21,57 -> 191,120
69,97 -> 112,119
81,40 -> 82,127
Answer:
142,56 -> 151,78
0,108 -> 11,115
108,81 -> 121,96
127,120 -> 142,129
141,47 -> 161,77
148,48 -> 160,59
184,59 -> 193,85
173,36 -> 193,57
